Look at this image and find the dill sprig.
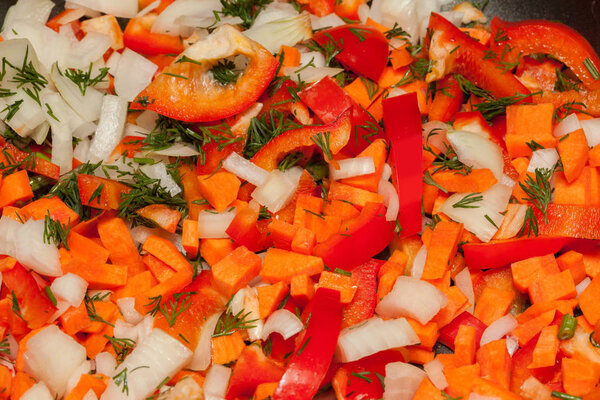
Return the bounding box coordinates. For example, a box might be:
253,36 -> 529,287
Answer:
213,307 -> 258,338
473,91 -> 542,120
452,192 -> 483,209
104,336 -> 136,363
217,0 -> 272,29
304,34 -> 343,66
64,62 -> 109,96
311,131 -> 332,160
243,109 -> 302,158
518,167 -> 554,237
46,162 -> 101,220
84,292 -> 115,327
1,99 -> 23,122
157,291 -> 197,327
3,46 -> 48,105
10,291 -> 24,321
454,74 -> 493,100
278,151 -> 303,171
423,129 -> 472,176
385,22 -> 410,40
42,213 -> 71,250
210,60 -> 241,85
554,68 -> 581,92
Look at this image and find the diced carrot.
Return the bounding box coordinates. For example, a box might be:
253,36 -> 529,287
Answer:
444,364 -> 481,399
182,219 -> 200,258
254,382 -> 279,400
0,170 -> 32,208
136,204 -> 182,233
510,254 -> 560,292
412,378 -> 444,400
590,144 -> 600,167
528,324 -> 559,369
432,286 -> 470,327
269,219 -> 299,250
10,372 -> 35,400
290,226 -> 316,255
97,217 -> 145,277
471,377 -> 521,400
512,309 -> 556,346
505,103 -> 555,157
406,318 -> 439,351
517,299 -> 577,323
64,374 -> 108,400
341,139 -> 388,192
422,220 -> 463,280
83,326 -> 112,359
0,364 -> 11,400
377,253 -> 407,300
322,199 -> 360,220
197,171 -> 241,212
60,302 -> 92,335
317,271 -> 356,304
528,270 -> 577,304
61,230 -> 109,265
135,269 -> 193,314
143,235 -> 192,273
557,250 -> 587,284
562,357 -> 600,397
306,214 -> 342,243
328,181 -> 383,208
113,270 -> 153,300
1,206 -> 26,222
257,282 -> 288,319
431,168 -> 498,193
260,248 -> 324,284
212,246 -> 262,297
21,196 -> 79,225
454,324 -> 477,366
423,181 -> 439,215
293,194 -> 324,227
474,287 -> 515,325
179,164 -> 207,220
143,253 -> 176,283
556,128 -> 589,183
343,76 -> 382,109
477,339 -> 511,390
390,43 -> 413,70
555,168 -> 589,206
366,92 -> 384,121
211,330 -> 246,365
280,45 -> 300,69
579,275 -> 600,324
578,314 -> 595,333
200,238 -> 237,266
82,301 -> 118,333
290,273 -> 315,306
401,346 -> 435,365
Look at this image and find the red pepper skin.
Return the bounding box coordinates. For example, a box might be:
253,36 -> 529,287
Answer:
428,75 -> 464,122
490,17 -> 600,90
313,25 -> 389,81
535,204 -> 600,240
78,174 -> 131,210
438,311 -> 487,350
0,139 -> 60,180
3,264 -> 57,329
123,14 -> 185,56
342,259 -> 384,328
273,288 -> 343,400
510,333 -> 559,392
299,76 -> 385,155
428,13 -> 529,99
383,92 -> 422,237
313,203 -> 393,271
463,236 -> 574,269
225,206 -> 270,252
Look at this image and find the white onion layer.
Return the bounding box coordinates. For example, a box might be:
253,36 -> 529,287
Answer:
261,309 -> 303,340
480,314 -> 518,346
223,152 -> 270,187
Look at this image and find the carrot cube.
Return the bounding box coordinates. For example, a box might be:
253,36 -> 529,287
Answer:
0,170 -> 32,208
557,250 -> 587,284
528,270 -> 577,304
197,171 -> 241,212
474,287 -> 515,325
260,248 -> 324,284
317,271 -> 356,304
505,103 -> 555,157
212,246 -> 262,297
257,281 -> 289,319
528,325 -> 559,369
556,129 -> 589,183
510,254 -> 560,292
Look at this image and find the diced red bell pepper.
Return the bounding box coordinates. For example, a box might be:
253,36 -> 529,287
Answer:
226,345 -> 285,399
299,76 -> 385,156
438,312 -> 487,351
342,258 -> 384,328
110,136 -> 145,159
260,79 -> 311,124
78,174 -> 131,210
535,204 -> 600,240
334,0 -> 364,20
273,288 -> 343,400
0,139 -> 60,180
383,92 -> 422,237
2,264 -> 57,329
225,206 -> 270,252
428,13 -> 529,99
313,25 -> 389,81
123,14 -> 184,56
428,74 -> 464,122
490,17 -> 600,90
463,236 -> 574,269
510,333 -> 559,392
313,202 -> 393,271
46,9 -> 84,39
307,0 -> 334,17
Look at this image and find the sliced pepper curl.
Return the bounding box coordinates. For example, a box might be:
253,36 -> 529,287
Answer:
133,24 -> 278,122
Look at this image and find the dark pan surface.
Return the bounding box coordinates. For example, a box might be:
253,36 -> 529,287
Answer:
1,0 -> 600,53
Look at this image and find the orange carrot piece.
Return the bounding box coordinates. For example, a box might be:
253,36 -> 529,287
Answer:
390,43 -> 413,70
341,139 -> 388,192
444,364 -> 481,399
406,318 -> 439,351
471,377 -> 521,400
0,364 -> 11,400
64,374 -> 108,400
556,128 -> 589,183
135,269 -> 193,314
254,382 -> 279,400
562,357 -> 600,397
305,214 -> 342,243
429,168 -> 498,193
293,194 -> 324,227
182,219 -> 200,258
412,378 -> 444,400
557,250 -> 587,284
377,263 -> 405,301
136,204 -> 182,233
579,275 -> 600,324
10,372 -> 35,400
280,45 -> 300,68
322,199 -> 360,220
21,196 -> 79,225
260,248 -> 324,284
512,309 -> 556,346
143,253 -> 176,283
343,76 -> 382,109
477,339 -> 511,390
0,170 -> 32,208
82,301 -> 118,333
83,327 -> 112,359
529,324 -> 559,368
97,217 -> 146,277
505,103 -> 555,157
197,171 -> 241,212
589,144 -> 600,167
142,235 -> 192,273
432,286 -> 469,327
474,287 -> 515,325
422,220 -> 463,280
328,181 -> 384,208
113,270 -> 153,299
290,226 -> 316,255
401,346 -> 435,365
510,254 -> 560,292
60,302 -> 92,335
317,271 -> 356,304
179,164 -> 207,220
454,324 -> 477,366
423,181 -> 439,215
200,238 -> 237,266
212,246 -> 262,297
257,281 -> 289,319
554,168 -> 589,206
290,273 -> 315,306
269,219 -> 299,250
528,270 -> 577,304
1,206 -> 26,222
211,330 -> 246,365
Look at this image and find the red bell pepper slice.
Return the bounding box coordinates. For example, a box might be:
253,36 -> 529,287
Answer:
313,25 -> 389,81
273,288 -> 343,400
383,92 -> 422,237
427,13 -> 529,99
463,236 -> 574,269
438,311 -> 487,350
133,25 -> 278,122
342,258 -> 384,328
78,174 -> 131,210
3,263 -> 57,329
225,345 -> 285,399
0,139 -> 60,180
535,204 -> 600,240
299,76 -> 385,156
490,17 -> 600,90
428,74 -> 464,122
225,206 -> 270,252
510,332 -> 559,392
123,14 -> 184,56
313,202 -> 393,271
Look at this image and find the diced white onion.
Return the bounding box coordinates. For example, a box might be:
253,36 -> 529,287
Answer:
152,143 -> 200,157
58,8 -> 86,25
577,277 -> 592,297
64,1 -> 101,17
130,225 -> 184,253
468,394 -> 501,400
243,287 -> 263,342
2,0 -> 55,28
581,118 -> 600,148
15,219 -> 62,277
24,325 -> 87,397
165,378 -> 203,399
94,352 -> 117,377
105,50 -> 121,76
300,51 -> 326,69
409,245 -> 427,279
51,273 -> 88,308
520,376 -> 551,400
244,12 -> 312,54
0,216 -> 20,258
480,314 -> 518,346
140,162 -> 182,197
382,362 -> 427,400
261,309 -> 303,341
197,209 -> 237,239
114,49 -> 158,102
424,358 -> 448,390
64,31 -> 112,70
136,315 -> 155,345
65,360 -> 92,395
223,152 -> 270,187
136,110 -> 159,132
453,1 -> 487,24
67,0 -> 138,18
101,329 -> 192,400
447,129 -> 504,180
21,382 -> 54,400
204,364 -> 232,400
73,122 -> 97,139
375,276 -> 448,325
88,95 -> 127,163
381,163 -> 392,182
330,157 -> 375,180
337,317 -> 419,363
188,312 -> 222,371
114,319 -> 138,344
83,390 -> 99,400
454,268 -> 475,314
506,335 -> 519,357
422,120 -> 450,151
152,0 -> 221,36
527,148 -> 559,173
553,113 -> 581,138
284,65 -> 344,84
310,13 -> 346,30
251,167 -> 302,213
117,297 -> 144,325
378,180 -> 400,222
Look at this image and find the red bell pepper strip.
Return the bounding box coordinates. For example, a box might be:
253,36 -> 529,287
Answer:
133,25 -> 278,122
123,14 -> 184,56
78,174 -> 131,210
251,109 -> 351,171
342,258 -> 384,328
428,74 -> 464,122
0,139 -> 60,180
299,76 -> 385,155
3,263 -> 57,330
313,25 -> 389,81
438,311 -> 487,350
427,13 -> 530,99
273,288 -> 343,400
463,236 -> 574,269
225,206 -> 270,252
313,202 -> 393,270
510,332 -> 558,392
490,17 -> 600,90
383,92 -> 422,237
534,204 -> 600,240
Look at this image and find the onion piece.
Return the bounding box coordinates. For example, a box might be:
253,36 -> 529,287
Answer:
480,314 -> 518,346
378,180 -> 400,222
468,394 -> 501,400
188,312 -> 222,371
330,157 -> 375,180
261,309 -> 303,341
422,120 -> 450,151
152,0 -> 221,36
375,276 -> 448,325
114,49 -> 158,102
117,297 -> 144,325
2,0 -> 55,28
88,95 -> 128,163
130,225 -> 184,253
197,209 -> 237,239
409,245 -> 427,279
310,13 -> 346,30
553,113 -> 581,138
136,0 -> 159,17
424,358 -> 448,390
243,287 -> 263,341
285,65 -> 344,84
337,317 -> 419,362
527,148 -> 559,172
244,12 -> 312,54
136,110 -> 159,131
223,152 -> 270,187
204,364 -> 232,400
251,167 -> 302,213
0,216 -> 20,258
382,362 -> 427,400
576,277 -> 591,297
454,268 -> 475,313
453,1 -> 487,24
51,273 -> 88,308
67,0 -> 138,18
447,129 -> 504,180
581,118 -> 600,147
506,335 -> 519,357
152,143 -> 200,157
65,360 -> 92,395
140,162 -> 182,196
20,382 -> 54,400
114,319 -> 138,343
64,31 -> 112,70
15,219 -> 62,277
520,376 -> 552,400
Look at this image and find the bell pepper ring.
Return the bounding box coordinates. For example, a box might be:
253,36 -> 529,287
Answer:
132,24 -> 278,122
123,14 -> 185,56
